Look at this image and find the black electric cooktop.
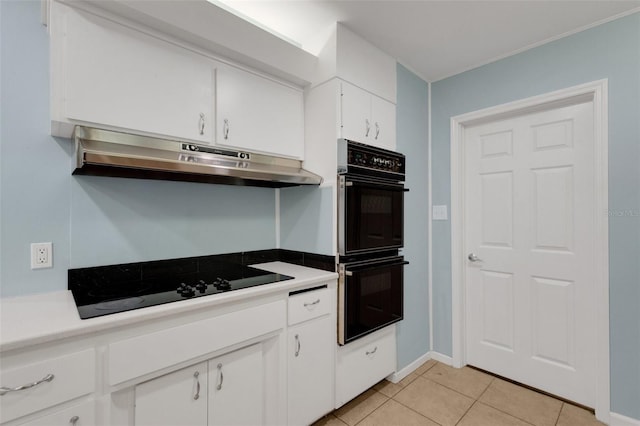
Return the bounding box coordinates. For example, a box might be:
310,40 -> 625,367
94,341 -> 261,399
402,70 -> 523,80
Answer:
69,259 -> 293,319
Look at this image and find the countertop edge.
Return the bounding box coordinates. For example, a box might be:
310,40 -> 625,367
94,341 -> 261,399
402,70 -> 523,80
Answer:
0,262 -> 338,353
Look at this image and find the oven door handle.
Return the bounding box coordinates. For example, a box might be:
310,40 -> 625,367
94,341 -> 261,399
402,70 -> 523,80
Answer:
343,179 -> 406,191
342,260 -> 409,275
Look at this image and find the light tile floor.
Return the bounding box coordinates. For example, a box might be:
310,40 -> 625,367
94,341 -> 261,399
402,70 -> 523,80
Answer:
313,360 -> 604,426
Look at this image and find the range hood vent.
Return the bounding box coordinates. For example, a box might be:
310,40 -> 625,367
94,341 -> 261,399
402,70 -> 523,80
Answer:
73,127 -> 322,188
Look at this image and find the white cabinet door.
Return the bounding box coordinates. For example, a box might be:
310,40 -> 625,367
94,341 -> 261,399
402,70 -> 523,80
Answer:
135,362 -> 207,426
208,344 -> 263,426
63,8 -> 214,143
370,96 -> 396,151
340,81 -> 396,150
288,316 -> 334,426
216,64 -> 304,159
340,81 -> 371,144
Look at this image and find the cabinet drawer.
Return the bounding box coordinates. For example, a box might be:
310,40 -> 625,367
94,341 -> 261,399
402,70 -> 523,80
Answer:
0,349 -> 95,423
288,288 -> 331,325
17,400 -> 95,426
335,327 -> 396,407
109,300 -> 285,385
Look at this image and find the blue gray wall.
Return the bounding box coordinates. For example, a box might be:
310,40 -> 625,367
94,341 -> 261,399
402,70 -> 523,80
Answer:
395,64 -> 430,369
0,0 -> 277,297
280,186 -> 334,255
431,13 -> 640,419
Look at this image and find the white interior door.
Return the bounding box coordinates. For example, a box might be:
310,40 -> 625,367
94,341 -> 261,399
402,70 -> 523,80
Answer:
464,100 -> 596,407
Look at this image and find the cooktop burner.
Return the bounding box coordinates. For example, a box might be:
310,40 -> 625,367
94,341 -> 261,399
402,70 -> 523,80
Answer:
69,260 -> 293,319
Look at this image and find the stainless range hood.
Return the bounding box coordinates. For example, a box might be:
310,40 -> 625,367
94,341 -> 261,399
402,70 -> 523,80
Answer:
73,127 -> 322,187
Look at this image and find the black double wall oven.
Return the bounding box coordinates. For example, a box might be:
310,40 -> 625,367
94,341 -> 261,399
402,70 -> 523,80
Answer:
337,139 -> 408,345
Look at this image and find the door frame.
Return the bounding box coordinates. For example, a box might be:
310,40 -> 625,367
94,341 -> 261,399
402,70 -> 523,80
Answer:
450,79 -> 609,420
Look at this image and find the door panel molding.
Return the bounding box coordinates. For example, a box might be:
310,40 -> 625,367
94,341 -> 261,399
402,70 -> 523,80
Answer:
450,79 -> 609,422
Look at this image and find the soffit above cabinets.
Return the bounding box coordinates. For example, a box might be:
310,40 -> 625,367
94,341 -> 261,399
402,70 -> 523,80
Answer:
215,0 -> 640,82
74,0 -> 318,86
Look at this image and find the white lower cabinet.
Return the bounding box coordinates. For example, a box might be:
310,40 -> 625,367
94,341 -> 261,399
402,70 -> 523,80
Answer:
17,401 -> 95,426
135,362 -> 207,426
134,344 -> 263,426
335,326 -> 396,407
287,316 -> 334,426
208,344 -> 263,426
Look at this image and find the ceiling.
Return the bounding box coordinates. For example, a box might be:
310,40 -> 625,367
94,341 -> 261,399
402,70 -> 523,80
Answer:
215,0 -> 640,82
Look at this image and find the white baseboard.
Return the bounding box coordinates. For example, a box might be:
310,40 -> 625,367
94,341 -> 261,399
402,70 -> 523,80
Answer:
387,352 -> 430,383
386,350 -> 456,383
609,412 -> 640,426
428,351 -> 453,366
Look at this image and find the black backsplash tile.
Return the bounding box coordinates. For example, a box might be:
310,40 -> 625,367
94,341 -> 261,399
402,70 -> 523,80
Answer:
69,249 -> 336,294
141,257 -> 198,279
242,249 -> 281,265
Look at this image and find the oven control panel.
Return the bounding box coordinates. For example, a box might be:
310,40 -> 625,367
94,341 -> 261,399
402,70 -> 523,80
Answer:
339,139 -> 405,178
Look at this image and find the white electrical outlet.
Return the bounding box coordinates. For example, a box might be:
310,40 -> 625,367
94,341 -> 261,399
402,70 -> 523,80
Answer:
31,242 -> 53,269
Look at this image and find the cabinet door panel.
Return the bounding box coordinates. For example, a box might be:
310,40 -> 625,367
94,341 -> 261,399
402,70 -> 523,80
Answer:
371,96 -> 396,151
209,344 -> 263,426
340,82 -> 371,144
288,316 -> 334,426
65,9 -> 214,143
135,362 -> 207,426
216,64 -> 304,159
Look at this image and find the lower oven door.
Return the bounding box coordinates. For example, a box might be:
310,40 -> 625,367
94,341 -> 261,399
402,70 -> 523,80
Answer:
338,256 -> 407,345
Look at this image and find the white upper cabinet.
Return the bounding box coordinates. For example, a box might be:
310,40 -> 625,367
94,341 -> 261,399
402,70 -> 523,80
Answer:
52,4 -> 215,143
216,63 -> 304,159
340,81 -> 396,151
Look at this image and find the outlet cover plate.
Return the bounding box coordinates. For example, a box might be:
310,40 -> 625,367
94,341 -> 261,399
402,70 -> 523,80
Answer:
31,242 -> 53,269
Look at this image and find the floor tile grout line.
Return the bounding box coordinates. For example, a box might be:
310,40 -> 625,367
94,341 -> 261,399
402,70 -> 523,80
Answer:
454,399 -> 479,426
420,375 -> 486,402
554,402 -> 565,426
389,393 -> 446,426
472,401 -> 538,426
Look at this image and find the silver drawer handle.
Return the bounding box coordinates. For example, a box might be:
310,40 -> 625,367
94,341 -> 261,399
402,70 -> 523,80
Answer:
366,346 -> 378,356
69,415 -> 79,425
0,373 -> 54,395
193,371 -> 200,400
375,122 -> 380,139
303,299 -> 320,308
365,118 -> 370,137
295,334 -> 301,357
216,363 -> 224,390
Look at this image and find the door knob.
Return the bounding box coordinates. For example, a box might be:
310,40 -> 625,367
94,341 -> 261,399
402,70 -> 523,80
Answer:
468,253 -> 483,262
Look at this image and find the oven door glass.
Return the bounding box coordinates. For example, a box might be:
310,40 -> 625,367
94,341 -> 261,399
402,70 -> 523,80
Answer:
341,258 -> 405,344
343,179 -> 404,255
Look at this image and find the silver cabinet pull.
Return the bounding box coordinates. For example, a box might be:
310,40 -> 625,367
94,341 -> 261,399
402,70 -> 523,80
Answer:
69,415 -> 79,425
223,119 -> 230,140
216,363 -> 224,390
199,113 -> 205,135
468,253 -> 483,262
0,373 -> 54,395
294,334 -> 301,357
365,118 -> 370,137
375,122 -> 380,140
303,299 -> 320,308
366,346 -> 378,356
193,371 -> 200,400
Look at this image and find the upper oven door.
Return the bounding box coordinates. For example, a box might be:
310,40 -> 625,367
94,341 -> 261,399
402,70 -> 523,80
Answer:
338,175 -> 405,256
